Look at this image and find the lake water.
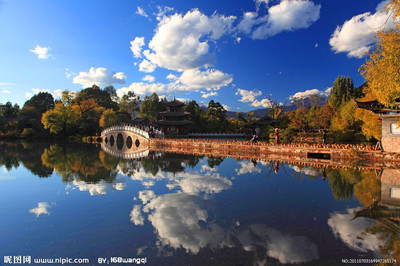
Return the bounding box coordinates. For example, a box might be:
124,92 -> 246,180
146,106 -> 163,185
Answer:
0,141 -> 397,265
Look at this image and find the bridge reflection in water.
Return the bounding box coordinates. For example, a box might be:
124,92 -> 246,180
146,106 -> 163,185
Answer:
101,125 -> 151,157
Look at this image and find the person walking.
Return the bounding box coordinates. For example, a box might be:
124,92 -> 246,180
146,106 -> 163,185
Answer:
321,129 -> 326,144
275,128 -> 279,145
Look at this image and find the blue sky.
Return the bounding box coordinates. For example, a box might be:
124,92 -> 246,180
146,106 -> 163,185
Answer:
0,0 -> 393,112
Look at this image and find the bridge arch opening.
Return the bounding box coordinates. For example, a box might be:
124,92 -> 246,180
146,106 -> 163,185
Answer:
135,139 -> 140,148
104,137 -> 108,144
126,136 -> 133,149
109,135 -> 115,147
117,133 -> 124,150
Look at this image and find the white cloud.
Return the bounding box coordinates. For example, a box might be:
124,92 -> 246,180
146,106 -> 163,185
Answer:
138,190 -> 156,204
168,172 -> 232,195
136,6 -> 148,18
144,9 -> 236,71
73,67 -> 127,88
130,205 -> 145,226
29,202 -> 51,217
236,224 -> 319,264
0,83 -> 16,86
288,165 -> 322,177
117,82 -> 166,97
156,5 -> 175,21
142,75 -> 155,83
2,90 -> 10,94
290,87 -> 331,100
53,89 -> 63,98
222,104 -> 231,111
328,208 -> 381,252
237,12 -> 260,35
139,59 -> 156,73
255,0 -> 270,9
201,91 -> 217,98
130,37 -> 145,58
70,178 -> 126,196
144,193 -> 228,253
178,68 -> 233,91
129,68 -> 232,97
329,0 -> 393,58
65,68 -> 76,79
235,88 -> 272,108
30,45 -> 52,59
237,0 -> 321,40
176,97 -> 190,103
236,88 -> 262,103
251,98 -> 272,108
200,164 -> 217,173
235,161 -> 262,175
25,88 -> 61,99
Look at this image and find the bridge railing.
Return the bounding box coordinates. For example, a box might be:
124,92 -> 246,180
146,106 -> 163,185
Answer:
101,125 -> 150,139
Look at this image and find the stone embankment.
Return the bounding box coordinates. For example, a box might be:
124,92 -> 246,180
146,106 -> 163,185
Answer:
150,138 -> 400,169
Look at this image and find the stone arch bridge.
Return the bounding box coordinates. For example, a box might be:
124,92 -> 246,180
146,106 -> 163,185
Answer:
101,125 -> 157,154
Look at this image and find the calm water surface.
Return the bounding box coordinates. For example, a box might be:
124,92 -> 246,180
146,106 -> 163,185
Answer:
0,141 -> 396,265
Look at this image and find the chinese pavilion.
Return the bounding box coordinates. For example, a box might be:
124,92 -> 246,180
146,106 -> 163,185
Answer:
158,99 -> 192,136
355,98 -> 400,153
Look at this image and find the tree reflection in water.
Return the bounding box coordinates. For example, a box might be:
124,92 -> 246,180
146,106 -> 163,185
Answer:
3,140 -> 400,263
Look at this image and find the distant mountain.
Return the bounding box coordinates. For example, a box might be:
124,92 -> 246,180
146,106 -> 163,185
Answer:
225,96 -> 327,119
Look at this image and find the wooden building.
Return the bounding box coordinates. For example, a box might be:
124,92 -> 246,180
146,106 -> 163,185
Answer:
355,99 -> 400,153
158,99 -> 192,136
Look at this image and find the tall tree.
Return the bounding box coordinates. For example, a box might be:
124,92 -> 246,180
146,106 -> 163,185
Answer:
119,91 -> 141,119
327,76 -> 361,110
99,109 -> 119,128
61,90 -> 76,106
71,99 -> 105,135
41,103 -> 78,135
360,0 -> 400,107
139,93 -> 163,121
207,100 -> 226,121
2,102 -> 19,118
266,95 -> 287,120
23,92 -> 54,114
104,85 -> 118,102
74,85 -> 118,110
183,100 -> 206,132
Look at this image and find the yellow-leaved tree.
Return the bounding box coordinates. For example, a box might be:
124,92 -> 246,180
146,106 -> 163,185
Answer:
99,109 -> 118,128
360,0 -> 400,107
41,103 -> 78,135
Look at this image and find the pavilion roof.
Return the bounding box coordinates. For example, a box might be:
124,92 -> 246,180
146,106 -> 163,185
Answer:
245,116 -> 278,128
354,99 -> 400,114
159,111 -> 190,117
164,99 -> 185,107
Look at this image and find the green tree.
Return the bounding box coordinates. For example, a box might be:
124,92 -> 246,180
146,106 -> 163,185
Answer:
2,101 -> 20,118
99,109 -> 119,128
139,93 -> 164,121
331,100 -> 361,132
104,85 -> 118,102
207,100 -> 226,121
74,85 -> 118,110
23,92 -> 54,114
327,76 -> 362,111
119,91 -> 141,119
360,0 -> 400,107
41,103 -> 78,135
183,100 -> 207,132
265,95 -> 287,120
71,99 -> 105,135
61,90 -> 76,106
